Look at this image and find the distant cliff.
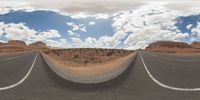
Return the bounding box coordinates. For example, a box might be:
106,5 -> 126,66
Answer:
0,40 -> 49,52
28,41 -> 48,49
8,40 -> 27,47
146,41 -> 192,49
191,42 -> 200,49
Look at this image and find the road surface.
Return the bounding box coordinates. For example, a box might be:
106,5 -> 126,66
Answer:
0,51 -> 200,100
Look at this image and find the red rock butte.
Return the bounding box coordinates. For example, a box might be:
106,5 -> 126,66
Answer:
0,40 -> 48,52
8,40 -> 27,47
146,41 -> 193,49
28,41 -> 48,49
191,42 -> 200,49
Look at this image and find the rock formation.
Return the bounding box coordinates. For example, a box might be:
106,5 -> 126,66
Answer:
8,40 -> 27,47
29,41 -> 48,49
191,42 -> 200,49
146,41 -> 192,49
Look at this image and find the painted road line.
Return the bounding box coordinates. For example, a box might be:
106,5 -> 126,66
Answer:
0,53 -> 38,91
0,53 -> 33,61
139,52 -> 200,91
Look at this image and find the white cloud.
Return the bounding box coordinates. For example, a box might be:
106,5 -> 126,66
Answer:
66,22 -> 86,39
45,38 -> 72,48
67,13 -> 110,19
0,22 -> 62,45
67,30 -> 75,36
0,22 -> 6,36
4,23 -> 37,41
0,8 -> 11,14
186,24 -> 193,30
110,5 -> 191,49
123,26 -> 189,49
67,30 -> 80,37
1,0 -> 200,14
191,22 -> 200,41
1,1 -> 200,49
34,29 -> 61,41
88,21 -> 96,25
67,22 -> 87,32
53,4 -> 200,49
70,37 -> 83,47
67,22 -> 79,31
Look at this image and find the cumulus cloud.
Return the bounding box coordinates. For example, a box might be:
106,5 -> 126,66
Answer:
53,4 -> 200,49
69,36 -> 113,48
109,5 -> 191,49
1,1 -> 200,49
45,38 -> 72,48
67,22 -> 87,32
191,22 -> 200,41
0,0 -> 200,14
0,22 -> 62,45
0,22 -> 6,36
4,23 -> 36,41
34,29 -> 61,41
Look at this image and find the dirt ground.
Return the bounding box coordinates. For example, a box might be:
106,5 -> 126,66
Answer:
43,48 -> 134,67
43,50 -> 136,76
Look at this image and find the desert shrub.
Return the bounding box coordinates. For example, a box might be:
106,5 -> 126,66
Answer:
60,50 -> 64,54
95,49 -> 98,53
116,50 -> 121,53
73,54 -> 79,58
84,60 -> 88,64
90,57 -> 95,61
106,51 -> 114,56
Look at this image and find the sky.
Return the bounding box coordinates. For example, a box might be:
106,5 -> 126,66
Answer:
0,0 -> 200,49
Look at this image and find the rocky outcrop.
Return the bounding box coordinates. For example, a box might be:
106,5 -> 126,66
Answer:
191,42 -> 200,49
0,40 -> 28,51
0,40 -> 49,52
8,40 -> 27,47
29,41 -> 48,49
0,42 -> 4,46
146,41 -> 193,49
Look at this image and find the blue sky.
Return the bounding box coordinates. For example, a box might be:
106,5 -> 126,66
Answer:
0,10 -> 114,40
176,14 -> 200,33
0,1 -> 200,49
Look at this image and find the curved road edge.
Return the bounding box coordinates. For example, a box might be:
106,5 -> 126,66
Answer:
41,52 -> 137,84
139,51 -> 200,91
0,52 -> 38,91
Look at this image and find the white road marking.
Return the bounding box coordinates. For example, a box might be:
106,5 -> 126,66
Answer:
0,56 -> 21,61
0,53 -> 32,61
144,52 -> 200,62
0,53 -> 38,91
139,52 -> 200,91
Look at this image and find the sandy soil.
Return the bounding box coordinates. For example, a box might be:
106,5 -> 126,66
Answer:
43,52 -> 136,76
43,48 -> 134,66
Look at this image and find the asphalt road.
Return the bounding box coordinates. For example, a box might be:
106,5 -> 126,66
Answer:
0,51 -> 200,100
